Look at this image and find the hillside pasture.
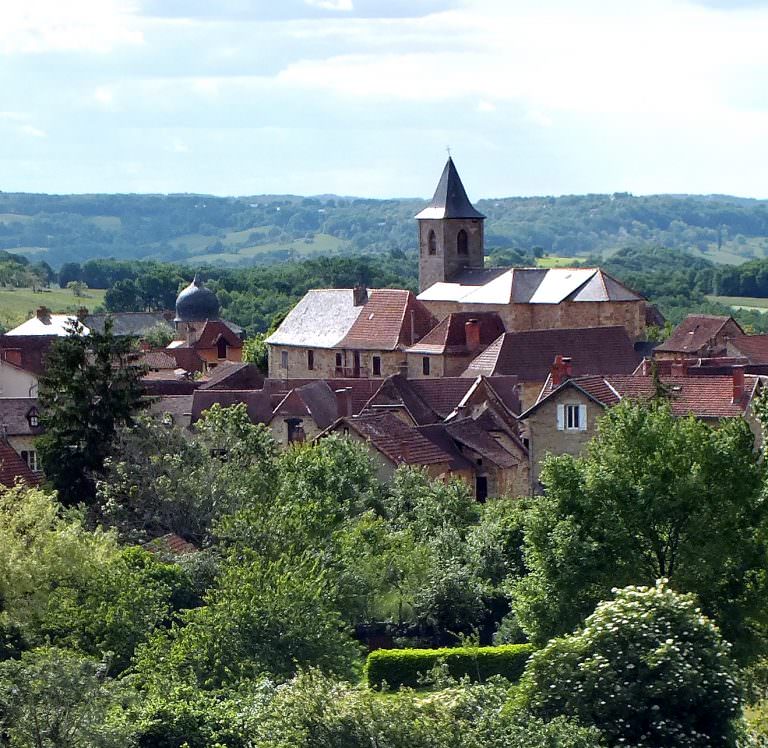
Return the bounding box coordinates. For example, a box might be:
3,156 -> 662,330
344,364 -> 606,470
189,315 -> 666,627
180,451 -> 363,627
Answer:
0,286 -> 107,330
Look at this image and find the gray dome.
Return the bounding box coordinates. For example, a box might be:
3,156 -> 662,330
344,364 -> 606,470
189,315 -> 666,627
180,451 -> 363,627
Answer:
175,273 -> 220,323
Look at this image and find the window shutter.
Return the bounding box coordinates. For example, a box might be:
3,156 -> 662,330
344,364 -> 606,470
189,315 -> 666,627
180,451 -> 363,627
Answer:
556,404 -> 565,431
579,404 -> 588,431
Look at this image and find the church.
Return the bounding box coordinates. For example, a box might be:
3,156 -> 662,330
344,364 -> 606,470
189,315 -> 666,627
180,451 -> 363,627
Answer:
266,158 -> 651,380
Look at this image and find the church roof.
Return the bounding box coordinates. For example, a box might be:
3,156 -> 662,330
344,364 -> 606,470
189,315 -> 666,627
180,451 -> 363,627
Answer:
415,157 -> 486,220
418,267 -> 643,305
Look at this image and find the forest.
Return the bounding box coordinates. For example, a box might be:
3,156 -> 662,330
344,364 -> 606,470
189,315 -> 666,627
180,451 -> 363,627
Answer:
2,190 -> 768,268
1,323 -> 768,745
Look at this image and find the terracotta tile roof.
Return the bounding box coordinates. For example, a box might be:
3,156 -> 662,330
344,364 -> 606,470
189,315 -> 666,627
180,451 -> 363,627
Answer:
362,375 -> 477,425
464,326 -> 640,381
338,289 -> 436,351
406,312 -> 505,355
0,439 -> 40,487
199,362 -> 263,390
528,372 -> 760,420
193,320 -> 243,350
655,315 -> 743,354
727,335 -> 768,365
191,389 -> 274,425
137,350 -> 178,370
333,413 -> 472,469
264,378 -> 382,414
165,347 -> 206,374
144,533 -> 198,555
443,417 -> 522,468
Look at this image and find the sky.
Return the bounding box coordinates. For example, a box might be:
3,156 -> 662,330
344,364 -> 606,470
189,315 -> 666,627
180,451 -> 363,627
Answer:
3,0 -> 768,199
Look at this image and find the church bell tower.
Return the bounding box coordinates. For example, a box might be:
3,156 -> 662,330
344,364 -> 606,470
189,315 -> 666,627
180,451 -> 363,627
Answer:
416,157 -> 485,293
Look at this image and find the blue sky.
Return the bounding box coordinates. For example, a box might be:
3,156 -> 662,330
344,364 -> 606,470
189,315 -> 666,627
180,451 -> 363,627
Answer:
3,0 -> 768,198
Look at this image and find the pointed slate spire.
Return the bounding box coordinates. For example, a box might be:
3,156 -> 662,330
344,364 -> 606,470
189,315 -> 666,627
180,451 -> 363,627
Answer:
415,157 -> 486,220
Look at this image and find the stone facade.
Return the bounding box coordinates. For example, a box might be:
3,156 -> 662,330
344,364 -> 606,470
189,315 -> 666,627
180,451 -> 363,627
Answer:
268,346 -> 404,381
0,362 -> 38,398
523,387 -> 598,490
418,217 -> 484,293
421,299 -> 647,342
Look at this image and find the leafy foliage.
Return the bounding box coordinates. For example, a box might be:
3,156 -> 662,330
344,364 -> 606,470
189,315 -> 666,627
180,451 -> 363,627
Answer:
516,580 -> 742,747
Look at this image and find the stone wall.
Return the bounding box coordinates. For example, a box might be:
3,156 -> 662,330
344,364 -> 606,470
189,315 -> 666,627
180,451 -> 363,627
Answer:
267,345 -> 405,380
418,218 -> 484,293
525,388 -> 602,489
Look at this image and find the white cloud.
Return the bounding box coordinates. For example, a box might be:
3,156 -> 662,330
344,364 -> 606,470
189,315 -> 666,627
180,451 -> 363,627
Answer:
94,86 -> 116,106
476,100 -> 496,113
19,125 -> 47,138
0,0 -> 143,54
304,0 -> 354,10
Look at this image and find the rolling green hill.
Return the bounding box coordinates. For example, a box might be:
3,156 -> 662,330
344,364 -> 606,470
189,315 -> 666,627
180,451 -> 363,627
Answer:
2,191 -> 768,269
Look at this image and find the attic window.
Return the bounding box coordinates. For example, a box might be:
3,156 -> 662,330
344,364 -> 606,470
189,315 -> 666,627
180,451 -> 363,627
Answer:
27,408 -> 39,428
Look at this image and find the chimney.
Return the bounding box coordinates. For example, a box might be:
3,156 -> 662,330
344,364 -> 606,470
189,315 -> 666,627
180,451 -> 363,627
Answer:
76,307 -> 89,322
670,360 -> 688,377
335,387 -> 354,417
551,355 -> 573,387
410,309 -> 417,346
36,306 -> 51,323
353,285 -> 368,307
465,318 -> 481,352
732,365 -> 745,403
641,358 -> 651,376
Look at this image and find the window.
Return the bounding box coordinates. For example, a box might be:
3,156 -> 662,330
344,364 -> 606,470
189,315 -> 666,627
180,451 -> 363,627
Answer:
280,350 -> 288,369
307,350 -> 314,370
372,355 -> 381,376
422,356 -> 430,376
27,408 -> 39,428
475,476 -> 488,503
428,230 -> 437,255
557,403 -> 587,432
216,337 -> 228,359
457,228 -> 468,255
286,418 -> 305,444
21,450 -> 39,472
335,352 -> 343,368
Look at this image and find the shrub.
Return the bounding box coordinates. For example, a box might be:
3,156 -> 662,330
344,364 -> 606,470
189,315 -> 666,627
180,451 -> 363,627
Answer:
515,580 -> 741,747
364,643 -> 534,689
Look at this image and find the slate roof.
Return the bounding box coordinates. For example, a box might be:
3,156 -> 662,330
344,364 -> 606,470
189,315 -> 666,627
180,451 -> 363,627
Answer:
141,376 -> 199,396
331,412 -> 473,469
263,378 -> 382,414
418,267 -> 643,304
0,439 -> 40,487
0,398 -> 42,437
338,290 -> 436,351
415,157 -> 485,220
464,326 -> 641,381
199,361 -> 264,390
148,395 -> 194,426
0,335 -> 54,375
654,315 -> 743,354
137,350 -> 178,370
190,389 -> 274,425
271,381 -> 341,430
443,417 -> 521,468
406,312 -> 505,355
265,289 -> 364,348
525,372 -> 760,420
84,312 -> 174,337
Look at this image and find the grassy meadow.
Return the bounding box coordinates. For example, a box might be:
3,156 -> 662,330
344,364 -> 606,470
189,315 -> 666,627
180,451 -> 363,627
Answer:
0,286 -> 107,331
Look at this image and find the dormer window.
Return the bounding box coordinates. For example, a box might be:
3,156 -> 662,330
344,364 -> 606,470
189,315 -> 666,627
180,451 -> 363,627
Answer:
428,230 -> 437,255
27,408 -> 39,428
216,336 -> 228,359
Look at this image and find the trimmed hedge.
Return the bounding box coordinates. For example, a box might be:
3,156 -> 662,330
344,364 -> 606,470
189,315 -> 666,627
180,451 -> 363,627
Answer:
364,643 -> 534,690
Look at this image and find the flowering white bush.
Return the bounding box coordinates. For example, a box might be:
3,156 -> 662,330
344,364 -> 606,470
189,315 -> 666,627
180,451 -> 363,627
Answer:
516,580 -> 741,747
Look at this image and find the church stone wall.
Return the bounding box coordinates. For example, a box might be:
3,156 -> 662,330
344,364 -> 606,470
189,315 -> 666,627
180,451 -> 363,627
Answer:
418,218 -> 484,293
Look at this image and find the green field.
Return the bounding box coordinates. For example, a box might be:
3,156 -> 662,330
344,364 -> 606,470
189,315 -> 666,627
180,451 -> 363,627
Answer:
706,295 -> 768,312
536,255 -> 586,268
0,286 -> 107,331
187,232 -> 349,264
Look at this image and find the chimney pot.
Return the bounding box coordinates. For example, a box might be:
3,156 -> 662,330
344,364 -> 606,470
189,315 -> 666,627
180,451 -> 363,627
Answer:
551,355 -> 572,387
353,285 -> 368,306
732,365 -> 745,403
465,318 -> 482,352
36,306 -> 51,322
335,387 -> 354,417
